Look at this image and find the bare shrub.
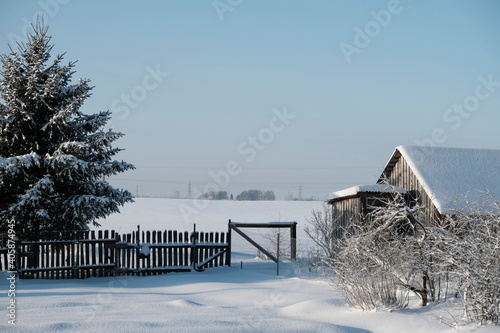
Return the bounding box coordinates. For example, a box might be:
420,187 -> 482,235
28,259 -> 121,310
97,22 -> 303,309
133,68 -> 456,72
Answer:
304,204 -> 341,261
263,228 -> 291,258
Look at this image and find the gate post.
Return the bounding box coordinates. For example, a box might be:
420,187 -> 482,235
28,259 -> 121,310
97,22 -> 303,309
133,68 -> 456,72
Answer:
290,222 -> 297,260
276,232 -> 280,276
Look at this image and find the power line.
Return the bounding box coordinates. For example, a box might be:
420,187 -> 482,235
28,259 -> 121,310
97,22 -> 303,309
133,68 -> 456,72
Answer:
108,178 -> 362,187
134,165 -> 377,170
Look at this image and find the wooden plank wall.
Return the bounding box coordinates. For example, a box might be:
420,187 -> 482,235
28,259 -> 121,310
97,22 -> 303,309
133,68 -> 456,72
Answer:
330,197 -> 362,238
383,154 -> 441,226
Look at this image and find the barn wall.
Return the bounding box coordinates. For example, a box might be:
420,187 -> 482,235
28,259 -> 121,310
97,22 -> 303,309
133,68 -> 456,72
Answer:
381,153 -> 441,226
330,197 -> 362,238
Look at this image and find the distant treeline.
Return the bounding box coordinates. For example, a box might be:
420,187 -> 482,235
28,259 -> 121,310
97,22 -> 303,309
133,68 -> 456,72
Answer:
236,189 -> 275,201
199,191 -> 229,200
198,190 -> 276,201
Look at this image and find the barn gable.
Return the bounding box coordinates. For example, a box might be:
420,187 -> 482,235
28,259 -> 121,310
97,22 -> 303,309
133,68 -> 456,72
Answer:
379,145 -> 500,224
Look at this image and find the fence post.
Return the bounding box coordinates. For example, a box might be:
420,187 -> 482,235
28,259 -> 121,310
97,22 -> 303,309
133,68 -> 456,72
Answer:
227,220 -> 232,267
190,224 -> 198,270
136,225 -> 141,275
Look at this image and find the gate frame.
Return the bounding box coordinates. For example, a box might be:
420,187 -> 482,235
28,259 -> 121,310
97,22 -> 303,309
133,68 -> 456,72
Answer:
227,220 -> 297,266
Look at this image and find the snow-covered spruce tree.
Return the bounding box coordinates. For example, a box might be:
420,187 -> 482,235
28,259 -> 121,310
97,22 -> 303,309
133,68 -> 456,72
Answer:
0,23 -> 134,239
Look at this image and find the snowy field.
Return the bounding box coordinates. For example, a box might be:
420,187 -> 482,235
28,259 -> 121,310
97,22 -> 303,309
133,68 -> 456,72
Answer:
93,198 -> 323,233
1,199 -> 498,332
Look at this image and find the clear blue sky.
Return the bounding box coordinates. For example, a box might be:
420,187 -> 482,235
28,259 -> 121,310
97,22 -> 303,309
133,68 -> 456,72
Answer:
1,0 -> 499,200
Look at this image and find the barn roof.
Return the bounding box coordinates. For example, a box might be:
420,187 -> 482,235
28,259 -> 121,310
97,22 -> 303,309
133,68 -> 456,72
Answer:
327,184 -> 407,202
380,145 -> 500,214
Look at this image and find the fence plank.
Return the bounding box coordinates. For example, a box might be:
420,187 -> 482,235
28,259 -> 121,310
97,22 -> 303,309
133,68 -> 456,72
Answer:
214,233 -> 220,267
152,231 -> 157,273
115,233 -> 122,275
156,231 -> 162,269
197,231 -> 201,268
167,230 -> 172,266
69,240 -> 74,279
146,231 -> 151,274
84,234 -> 90,279
173,231 -> 178,267
184,232 -> 189,266
98,230 -> 103,277
90,230 -> 96,278
51,243 -> 57,279
109,231 -> 116,276
178,232 -> 184,266
126,233 -> 132,272
209,232 -> 215,268
220,233 -> 225,266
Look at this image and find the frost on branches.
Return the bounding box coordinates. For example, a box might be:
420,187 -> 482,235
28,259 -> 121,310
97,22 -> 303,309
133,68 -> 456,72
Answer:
316,188 -> 499,325
330,191 -> 431,310
0,23 -> 135,239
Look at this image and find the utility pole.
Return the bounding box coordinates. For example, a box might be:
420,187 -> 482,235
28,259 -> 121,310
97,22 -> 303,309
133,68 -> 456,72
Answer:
188,181 -> 192,199
298,184 -> 302,201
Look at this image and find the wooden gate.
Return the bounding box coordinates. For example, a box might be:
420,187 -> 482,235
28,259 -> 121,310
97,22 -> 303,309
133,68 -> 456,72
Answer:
227,220 -> 297,265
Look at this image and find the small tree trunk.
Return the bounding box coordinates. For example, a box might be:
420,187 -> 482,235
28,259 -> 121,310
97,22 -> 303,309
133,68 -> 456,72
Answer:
409,286 -> 428,306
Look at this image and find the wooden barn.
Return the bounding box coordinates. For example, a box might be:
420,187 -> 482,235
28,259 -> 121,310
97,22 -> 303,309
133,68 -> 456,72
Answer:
327,184 -> 407,238
328,145 -> 500,230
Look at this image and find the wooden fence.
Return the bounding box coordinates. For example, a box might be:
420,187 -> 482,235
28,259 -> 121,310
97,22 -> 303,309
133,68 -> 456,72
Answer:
0,225 -> 230,279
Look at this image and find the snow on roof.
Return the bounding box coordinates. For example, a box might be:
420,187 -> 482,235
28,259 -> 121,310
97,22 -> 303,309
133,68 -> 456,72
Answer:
392,145 -> 500,214
327,184 -> 407,201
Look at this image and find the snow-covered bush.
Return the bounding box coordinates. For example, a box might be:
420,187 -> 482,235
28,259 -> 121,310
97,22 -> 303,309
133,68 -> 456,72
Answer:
0,22 -> 134,239
330,192 -> 437,310
311,190 -> 499,324
438,197 -> 500,324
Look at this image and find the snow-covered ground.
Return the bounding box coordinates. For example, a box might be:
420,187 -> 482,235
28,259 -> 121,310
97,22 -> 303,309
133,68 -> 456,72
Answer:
1,199 -> 498,332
